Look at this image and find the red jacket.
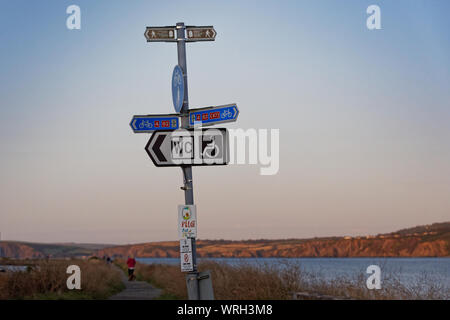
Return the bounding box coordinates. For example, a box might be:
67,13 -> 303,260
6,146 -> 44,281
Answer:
127,258 -> 136,268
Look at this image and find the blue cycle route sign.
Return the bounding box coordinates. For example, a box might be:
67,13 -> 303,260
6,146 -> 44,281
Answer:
130,114 -> 179,133
172,65 -> 185,113
189,103 -> 239,127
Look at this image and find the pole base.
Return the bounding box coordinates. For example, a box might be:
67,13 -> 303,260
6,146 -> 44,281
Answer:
185,270 -> 215,300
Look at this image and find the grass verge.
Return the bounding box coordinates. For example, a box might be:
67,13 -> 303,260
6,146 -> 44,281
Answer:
119,259 -> 449,300
0,258 -> 124,300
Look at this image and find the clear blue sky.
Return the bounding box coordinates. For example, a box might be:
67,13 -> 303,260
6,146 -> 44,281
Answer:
1,0 -> 449,243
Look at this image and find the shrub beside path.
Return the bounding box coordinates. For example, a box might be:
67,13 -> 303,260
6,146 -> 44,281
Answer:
109,266 -> 162,300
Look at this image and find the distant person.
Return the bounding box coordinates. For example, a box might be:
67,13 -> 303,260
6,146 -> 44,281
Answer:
126,256 -> 136,281
106,256 -> 111,264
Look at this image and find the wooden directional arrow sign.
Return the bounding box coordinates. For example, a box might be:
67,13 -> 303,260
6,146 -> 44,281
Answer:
130,114 -> 179,133
145,128 -> 229,167
145,26 -> 177,42
189,104 -> 239,127
186,26 -> 217,41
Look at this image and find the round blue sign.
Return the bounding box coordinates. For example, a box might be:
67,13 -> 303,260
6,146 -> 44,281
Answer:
172,65 -> 184,113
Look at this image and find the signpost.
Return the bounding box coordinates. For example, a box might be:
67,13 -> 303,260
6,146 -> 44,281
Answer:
130,114 -> 179,133
189,103 -> 239,127
145,128 -> 229,167
132,22 -> 230,300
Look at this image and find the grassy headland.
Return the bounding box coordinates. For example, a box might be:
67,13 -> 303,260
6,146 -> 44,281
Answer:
0,258 -> 124,299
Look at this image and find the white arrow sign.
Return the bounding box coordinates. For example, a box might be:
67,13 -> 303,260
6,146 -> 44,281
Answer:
145,128 -> 229,167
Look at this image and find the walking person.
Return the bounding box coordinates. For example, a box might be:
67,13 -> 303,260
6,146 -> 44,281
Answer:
126,255 -> 136,281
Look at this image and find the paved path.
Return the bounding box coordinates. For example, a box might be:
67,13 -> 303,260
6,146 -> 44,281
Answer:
109,266 -> 162,300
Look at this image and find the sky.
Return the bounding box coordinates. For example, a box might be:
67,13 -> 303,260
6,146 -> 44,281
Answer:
0,0 -> 449,244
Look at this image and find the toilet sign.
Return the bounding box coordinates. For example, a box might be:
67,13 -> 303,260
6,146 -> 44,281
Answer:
178,205 -> 197,239
146,128 -> 229,167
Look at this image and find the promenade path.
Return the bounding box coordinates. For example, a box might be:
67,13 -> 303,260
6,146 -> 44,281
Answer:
109,266 -> 162,300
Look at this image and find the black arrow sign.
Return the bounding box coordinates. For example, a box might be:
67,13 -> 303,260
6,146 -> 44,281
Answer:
153,134 -> 167,162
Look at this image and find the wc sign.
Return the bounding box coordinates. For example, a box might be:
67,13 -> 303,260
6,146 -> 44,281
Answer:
171,135 -> 194,160
146,128 -> 229,166
178,205 -> 197,239
171,130 -> 224,161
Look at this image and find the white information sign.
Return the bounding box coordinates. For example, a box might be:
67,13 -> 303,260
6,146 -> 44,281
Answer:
180,252 -> 194,272
180,238 -> 192,253
178,205 -> 197,239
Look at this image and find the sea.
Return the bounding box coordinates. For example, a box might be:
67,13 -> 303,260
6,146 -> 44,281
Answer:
137,257 -> 450,291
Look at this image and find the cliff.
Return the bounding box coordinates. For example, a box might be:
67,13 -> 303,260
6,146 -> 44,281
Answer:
97,222 -> 450,258
0,242 -> 44,259
1,222 -> 449,259
0,242 -> 111,259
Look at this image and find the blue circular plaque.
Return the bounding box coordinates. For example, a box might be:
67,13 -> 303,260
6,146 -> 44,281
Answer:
172,65 -> 184,113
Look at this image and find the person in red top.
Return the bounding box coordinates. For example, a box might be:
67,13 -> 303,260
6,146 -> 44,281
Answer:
126,256 -> 136,281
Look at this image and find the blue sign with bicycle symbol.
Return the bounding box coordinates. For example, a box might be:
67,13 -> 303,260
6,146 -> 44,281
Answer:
172,65 -> 185,113
130,115 -> 179,133
188,103 -> 239,127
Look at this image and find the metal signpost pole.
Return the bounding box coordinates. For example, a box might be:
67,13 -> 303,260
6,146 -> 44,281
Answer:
176,22 -> 199,300
139,21 -> 223,300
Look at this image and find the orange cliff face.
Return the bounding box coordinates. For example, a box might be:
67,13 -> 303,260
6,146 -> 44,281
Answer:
0,242 -> 44,259
2,222 -> 449,259
96,234 -> 450,259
